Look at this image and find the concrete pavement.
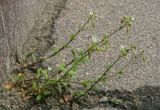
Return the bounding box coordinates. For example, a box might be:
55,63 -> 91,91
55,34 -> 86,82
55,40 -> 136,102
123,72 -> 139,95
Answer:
49,0 -> 160,91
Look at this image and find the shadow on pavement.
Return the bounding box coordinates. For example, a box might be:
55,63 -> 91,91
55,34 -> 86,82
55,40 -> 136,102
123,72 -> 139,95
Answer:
77,86 -> 160,110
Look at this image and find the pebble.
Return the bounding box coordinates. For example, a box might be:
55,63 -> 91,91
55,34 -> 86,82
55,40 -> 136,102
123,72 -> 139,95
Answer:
99,96 -> 109,103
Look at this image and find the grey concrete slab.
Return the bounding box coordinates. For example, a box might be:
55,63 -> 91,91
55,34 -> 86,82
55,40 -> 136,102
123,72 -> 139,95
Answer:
0,0 -> 47,82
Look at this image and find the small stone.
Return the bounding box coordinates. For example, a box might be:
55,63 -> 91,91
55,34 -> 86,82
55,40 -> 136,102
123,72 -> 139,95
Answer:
88,90 -> 97,95
86,72 -> 90,75
99,87 -> 108,93
99,96 -> 109,103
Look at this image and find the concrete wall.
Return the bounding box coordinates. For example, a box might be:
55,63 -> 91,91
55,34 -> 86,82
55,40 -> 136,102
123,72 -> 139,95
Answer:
0,0 -> 47,81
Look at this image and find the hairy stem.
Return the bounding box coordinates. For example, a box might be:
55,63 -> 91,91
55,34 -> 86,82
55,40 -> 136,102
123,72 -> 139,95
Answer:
20,17 -> 91,70
57,24 -> 127,74
74,55 -> 122,99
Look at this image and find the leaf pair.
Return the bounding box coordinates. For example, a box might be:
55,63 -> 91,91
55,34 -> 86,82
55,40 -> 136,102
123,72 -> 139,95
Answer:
36,68 -> 49,80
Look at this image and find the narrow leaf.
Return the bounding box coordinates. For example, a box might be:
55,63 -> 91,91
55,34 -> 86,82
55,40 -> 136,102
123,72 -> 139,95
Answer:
36,94 -> 42,101
58,63 -> 67,73
32,81 -> 38,90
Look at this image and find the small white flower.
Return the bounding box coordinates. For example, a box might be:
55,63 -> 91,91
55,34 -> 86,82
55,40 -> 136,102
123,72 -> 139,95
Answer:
48,67 -> 52,71
62,58 -> 66,62
86,72 -> 90,75
89,11 -> 94,16
120,45 -> 125,49
92,36 -> 99,43
105,32 -> 109,36
131,16 -> 135,21
77,48 -> 81,51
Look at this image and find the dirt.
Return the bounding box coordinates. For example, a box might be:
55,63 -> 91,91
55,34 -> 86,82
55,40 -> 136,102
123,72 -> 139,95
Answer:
1,85 -> 159,110
73,86 -> 160,110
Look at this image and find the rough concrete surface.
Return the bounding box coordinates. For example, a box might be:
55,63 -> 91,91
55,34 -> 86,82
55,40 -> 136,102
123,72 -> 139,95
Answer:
0,0 -> 47,82
50,0 -> 160,91
22,0 -> 67,57
0,0 -> 67,110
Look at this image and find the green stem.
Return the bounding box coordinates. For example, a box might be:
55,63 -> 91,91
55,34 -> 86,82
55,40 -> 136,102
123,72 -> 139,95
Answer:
57,24 -> 127,74
57,53 -> 87,82
42,18 -> 91,61
44,24 -> 127,89
74,55 -> 122,99
20,17 -> 91,69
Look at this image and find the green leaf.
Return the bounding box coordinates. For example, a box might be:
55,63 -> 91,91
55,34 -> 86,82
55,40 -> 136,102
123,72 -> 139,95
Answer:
71,49 -> 78,58
91,21 -> 95,28
61,82 -> 68,91
111,98 -> 123,105
57,82 -> 62,94
36,68 -> 48,79
117,70 -> 123,75
74,90 -> 86,97
69,34 -> 76,40
52,47 -> 59,54
36,94 -> 42,101
81,79 -> 92,89
25,51 -> 34,60
100,77 -> 107,83
105,42 -> 111,50
71,64 -> 78,72
91,86 -> 98,91
41,69 -> 48,80
81,82 -> 88,88
95,45 -> 101,52
121,16 -> 134,33
81,56 -> 89,63
106,64 -> 112,69
120,47 -> 130,57
16,73 -> 24,82
89,11 -> 97,20
69,70 -> 77,77
104,32 -> 109,38
32,81 -> 38,90
88,50 -> 92,59
31,54 -> 36,62
36,68 -> 42,79
45,78 -> 57,85
43,90 -> 51,96
65,45 -> 71,48
58,63 -> 67,73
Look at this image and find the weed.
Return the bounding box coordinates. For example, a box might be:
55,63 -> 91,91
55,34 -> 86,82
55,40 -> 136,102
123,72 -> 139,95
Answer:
5,12 -> 145,105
